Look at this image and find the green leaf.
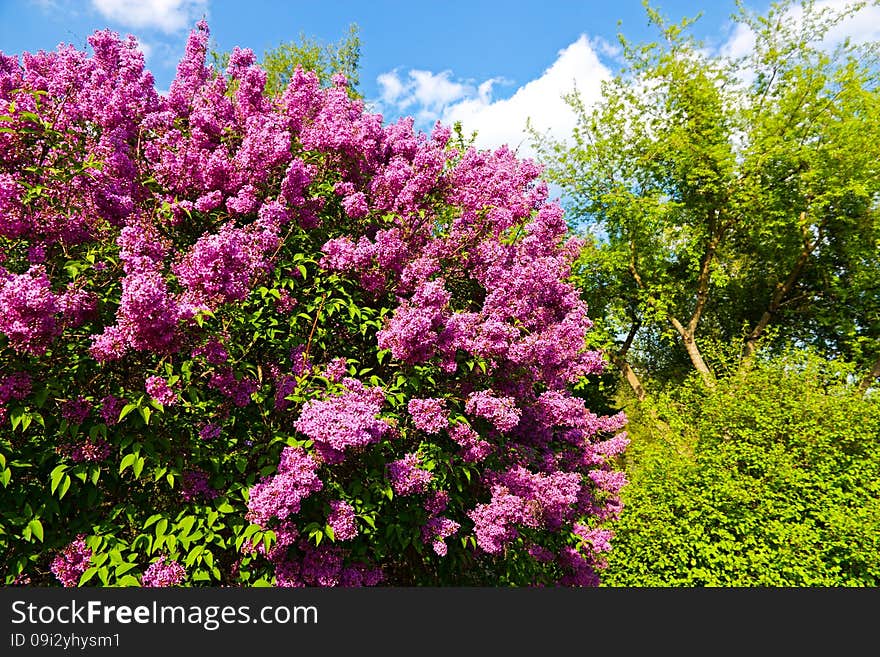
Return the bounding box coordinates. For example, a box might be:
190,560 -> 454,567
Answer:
58,474 -> 71,499
143,513 -> 163,529
115,562 -> 137,576
79,566 -> 100,586
132,457 -> 145,479
214,499 -> 234,514
119,453 -> 136,474
119,403 -> 137,421
117,574 -> 142,586
50,465 -> 68,494
27,519 -> 44,542
177,516 -> 196,536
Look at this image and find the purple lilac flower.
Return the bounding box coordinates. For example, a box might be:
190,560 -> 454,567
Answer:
465,390 -> 521,432
275,289 -> 298,314
0,266 -> 60,355
181,469 -> 219,502
294,381 -> 390,464
192,339 -> 229,365
448,422 -> 493,463
100,395 -> 125,426
142,557 -> 186,587
322,357 -> 348,383
246,447 -> 323,527
208,368 -> 258,407
61,396 -> 92,424
407,397 -> 448,434
327,500 -> 358,541
198,422 -> 221,440
424,490 -> 449,516
0,372 -> 31,403
145,375 -> 177,406
467,485 -> 538,554
59,437 -> 111,463
421,516 -> 460,556
50,535 -> 92,587
387,453 -> 432,496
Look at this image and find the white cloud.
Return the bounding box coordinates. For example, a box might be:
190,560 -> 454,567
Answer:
90,0 -> 208,34
719,22 -> 756,60
441,36 -> 610,156
375,35 -> 611,158
817,0 -> 880,44
377,71 -> 407,106
137,39 -> 154,61
719,0 -> 880,59
377,68 -> 483,124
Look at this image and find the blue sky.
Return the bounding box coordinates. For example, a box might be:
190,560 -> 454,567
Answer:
2,0 -> 878,154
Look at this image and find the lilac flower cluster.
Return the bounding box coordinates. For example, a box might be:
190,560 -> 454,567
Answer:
294,380 -> 391,464
246,447 -> 323,526
464,390 -> 521,433
327,500 -> 358,541
387,453 -> 433,496
99,395 -> 125,426
192,339 -> 229,365
421,516 -> 460,556
50,535 -> 92,587
322,357 -> 348,383
407,397 -> 448,434
0,371 -> 31,422
0,371 -> 31,403
181,469 -> 219,502
61,396 -> 92,424
467,466 -> 584,554
145,375 -> 177,406
142,556 -> 186,587
208,368 -> 258,407
198,422 -> 221,440
421,492 -> 459,573
174,222 -> 278,309
0,266 -> 59,355
58,437 -> 112,463
448,422 -> 493,463
274,544 -> 383,588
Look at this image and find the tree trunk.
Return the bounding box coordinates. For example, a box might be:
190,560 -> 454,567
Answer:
743,213 -> 816,360
669,317 -> 715,387
859,355 -> 880,393
610,354 -> 646,401
610,319 -> 647,401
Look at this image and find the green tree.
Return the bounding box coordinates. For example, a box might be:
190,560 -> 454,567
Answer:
532,0 -> 880,394
262,23 -> 361,98
211,23 -> 361,98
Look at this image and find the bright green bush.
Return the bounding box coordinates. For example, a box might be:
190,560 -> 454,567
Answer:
602,353 -> 880,586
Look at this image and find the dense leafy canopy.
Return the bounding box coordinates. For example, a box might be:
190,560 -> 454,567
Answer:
532,0 -> 880,393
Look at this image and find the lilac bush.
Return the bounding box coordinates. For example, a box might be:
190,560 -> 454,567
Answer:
0,22 -> 628,586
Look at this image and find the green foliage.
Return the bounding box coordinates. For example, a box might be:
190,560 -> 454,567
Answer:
262,23 -> 361,98
210,24 -> 361,98
533,0 -> 880,389
602,351 -> 880,586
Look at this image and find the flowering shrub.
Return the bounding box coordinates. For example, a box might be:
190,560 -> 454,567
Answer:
0,22 -> 627,587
